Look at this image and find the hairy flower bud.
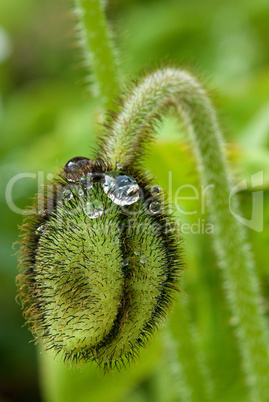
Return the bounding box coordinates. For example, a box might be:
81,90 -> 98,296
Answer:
17,157 -> 182,369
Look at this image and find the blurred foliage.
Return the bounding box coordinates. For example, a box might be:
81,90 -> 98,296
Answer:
0,0 -> 269,401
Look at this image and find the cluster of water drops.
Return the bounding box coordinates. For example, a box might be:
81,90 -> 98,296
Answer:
59,157 -> 163,220
148,185 -> 161,215
61,157 -> 142,219
133,247 -> 147,264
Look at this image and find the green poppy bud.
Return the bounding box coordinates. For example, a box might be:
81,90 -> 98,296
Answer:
17,157 -> 182,369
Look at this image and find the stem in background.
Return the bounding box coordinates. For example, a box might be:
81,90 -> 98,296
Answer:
166,298 -> 214,402
75,0 -> 120,109
100,67 -> 269,401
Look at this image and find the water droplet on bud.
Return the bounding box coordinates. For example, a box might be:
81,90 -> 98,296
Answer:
81,173 -> 93,189
64,157 -> 90,172
35,225 -> 46,235
149,201 -> 160,214
150,186 -> 160,196
134,248 -> 141,256
102,174 -> 140,206
83,200 -> 103,219
63,189 -> 73,201
63,157 -> 92,182
140,256 -> 147,264
78,187 -> 84,196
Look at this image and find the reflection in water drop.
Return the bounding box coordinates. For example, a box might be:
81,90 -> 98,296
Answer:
78,187 -> 84,196
83,200 -> 104,219
63,157 -> 92,182
140,256 -> 147,264
102,175 -> 115,194
64,157 -> 90,173
81,173 -> 93,189
150,186 -> 160,196
35,225 -> 46,235
102,174 -> 140,206
149,201 -> 160,214
122,259 -> 128,267
63,189 -> 73,201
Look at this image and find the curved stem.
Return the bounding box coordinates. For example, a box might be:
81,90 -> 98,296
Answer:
75,0 -> 120,109
100,68 -> 269,401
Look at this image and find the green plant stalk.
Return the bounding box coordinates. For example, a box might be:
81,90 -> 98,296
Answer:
166,297 -> 214,402
101,68 -> 269,401
75,0 -> 120,109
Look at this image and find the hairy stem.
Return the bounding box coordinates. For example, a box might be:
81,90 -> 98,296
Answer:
75,0 -> 120,109
166,298 -> 214,402
100,68 -> 269,401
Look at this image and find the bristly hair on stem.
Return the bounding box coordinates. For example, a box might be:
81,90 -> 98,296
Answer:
74,0 -> 121,110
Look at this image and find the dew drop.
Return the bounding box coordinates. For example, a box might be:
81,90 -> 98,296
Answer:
102,174 -> 140,206
83,200 -> 103,219
78,187 -> 84,196
63,156 -> 92,182
134,247 -> 141,256
64,156 -> 90,173
149,201 -> 161,214
63,189 -> 73,201
35,225 -> 46,235
150,186 -> 160,196
140,256 -> 147,264
113,237 -> 120,245
102,175 -> 115,194
81,173 -> 93,189
122,259 -> 128,267
116,162 -> 123,170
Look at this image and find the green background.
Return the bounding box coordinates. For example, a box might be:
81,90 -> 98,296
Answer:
1,0 -> 269,401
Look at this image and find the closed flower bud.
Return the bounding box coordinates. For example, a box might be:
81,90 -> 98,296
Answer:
17,157 -> 182,369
